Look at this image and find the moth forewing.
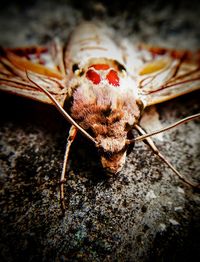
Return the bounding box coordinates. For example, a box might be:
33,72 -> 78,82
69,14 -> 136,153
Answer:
137,45 -> 200,107
0,42 -> 68,106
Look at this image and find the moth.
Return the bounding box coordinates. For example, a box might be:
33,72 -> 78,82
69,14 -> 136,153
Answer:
0,22 -> 200,210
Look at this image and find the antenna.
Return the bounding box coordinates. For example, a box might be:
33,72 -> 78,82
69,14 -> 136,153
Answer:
127,113 -> 200,144
26,71 -> 96,144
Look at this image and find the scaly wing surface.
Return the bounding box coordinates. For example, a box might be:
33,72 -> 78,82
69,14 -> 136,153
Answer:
134,44 -> 200,107
0,40 -> 67,106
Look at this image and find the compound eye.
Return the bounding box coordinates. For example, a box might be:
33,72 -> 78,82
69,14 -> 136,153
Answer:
106,70 -> 120,86
86,69 -> 101,85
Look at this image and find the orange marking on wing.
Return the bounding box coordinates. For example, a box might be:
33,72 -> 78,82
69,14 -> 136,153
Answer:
139,59 -> 170,75
5,46 -> 47,56
6,52 -> 63,80
147,47 -> 167,55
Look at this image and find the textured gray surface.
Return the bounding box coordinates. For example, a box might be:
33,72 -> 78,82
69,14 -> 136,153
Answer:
0,1 -> 200,261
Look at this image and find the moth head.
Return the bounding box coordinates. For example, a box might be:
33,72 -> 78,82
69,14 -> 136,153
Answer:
100,150 -> 127,174
97,136 -> 128,174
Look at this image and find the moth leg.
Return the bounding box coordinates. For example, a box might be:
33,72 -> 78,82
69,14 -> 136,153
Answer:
60,125 -> 77,212
134,124 -> 199,188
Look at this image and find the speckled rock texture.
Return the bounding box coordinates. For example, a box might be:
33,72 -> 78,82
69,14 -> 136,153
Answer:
0,1 -> 200,261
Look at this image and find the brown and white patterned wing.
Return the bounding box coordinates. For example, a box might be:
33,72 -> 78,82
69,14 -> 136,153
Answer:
135,44 -> 200,107
0,41 -> 68,107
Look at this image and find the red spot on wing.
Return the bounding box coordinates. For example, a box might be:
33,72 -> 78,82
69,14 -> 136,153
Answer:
86,69 -> 101,85
90,64 -> 110,70
106,70 -> 120,86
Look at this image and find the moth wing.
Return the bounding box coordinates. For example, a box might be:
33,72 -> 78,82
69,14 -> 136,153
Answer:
134,44 -> 200,107
0,40 -> 68,107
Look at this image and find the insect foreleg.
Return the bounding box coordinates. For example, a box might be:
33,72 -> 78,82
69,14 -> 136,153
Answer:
60,125 -> 77,212
134,124 -> 199,189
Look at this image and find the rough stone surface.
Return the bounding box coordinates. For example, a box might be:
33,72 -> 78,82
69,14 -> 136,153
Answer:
0,1 -> 200,261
